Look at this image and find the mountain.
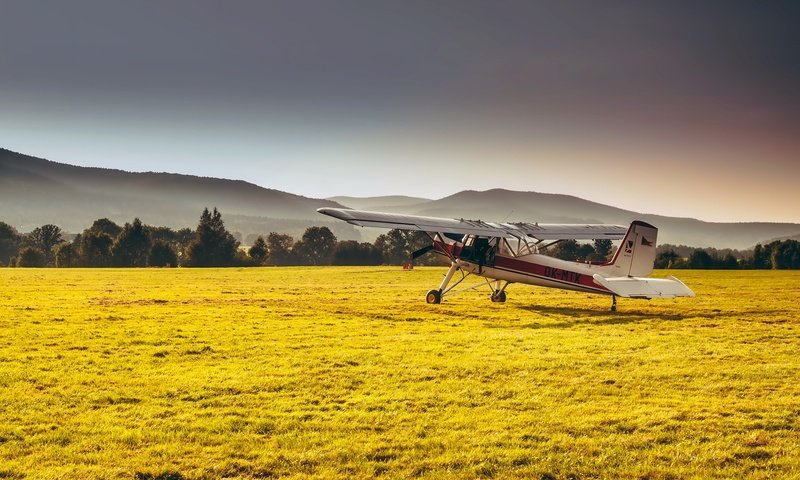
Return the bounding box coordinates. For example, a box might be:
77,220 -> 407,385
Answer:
332,189 -> 800,249
0,148 -> 359,242
3,148 -> 797,249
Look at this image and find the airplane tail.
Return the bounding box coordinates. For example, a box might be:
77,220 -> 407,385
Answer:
608,220 -> 658,277
594,220 -> 695,299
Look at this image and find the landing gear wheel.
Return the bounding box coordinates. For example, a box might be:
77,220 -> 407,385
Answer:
611,295 -> 617,312
491,290 -> 507,303
426,289 -> 442,304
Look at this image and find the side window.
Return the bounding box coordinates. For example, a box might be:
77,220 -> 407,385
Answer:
497,239 -> 508,255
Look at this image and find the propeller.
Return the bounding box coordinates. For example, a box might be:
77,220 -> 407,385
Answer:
411,244 -> 435,259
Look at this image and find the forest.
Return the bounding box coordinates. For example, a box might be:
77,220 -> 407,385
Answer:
1,208 -> 798,269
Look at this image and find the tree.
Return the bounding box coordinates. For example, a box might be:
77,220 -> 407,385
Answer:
751,244 -> 770,269
0,221 -> 21,266
148,241 -> 178,267
55,243 -> 80,267
576,243 -> 595,262
721,253 -> 739,269
175,228 -> 194,245
549,239 -> 580,261
81,231 -> 114,267
375,229 -> 409,264
266,233 -> 294,266
88,218 -> 122,238
112,218 -> 151,267
148,226 -> 177,244
593,239 -> 613,261
186,208 -> 239,267
17,247 -> 46,267
655,250 -> 679,269
148,226 -> 193,265
293,226 -> 337,265
771,240 -> 800,269
174,227 -> 194,264
688,249 -> 714,269
249,236 -> 268,265
27,224 -> 64,265
332,241 -> 383,265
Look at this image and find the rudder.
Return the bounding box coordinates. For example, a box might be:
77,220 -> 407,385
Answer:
608,221 -> 657,277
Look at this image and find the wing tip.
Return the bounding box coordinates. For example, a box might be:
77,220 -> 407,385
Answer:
317,207 -> 350,220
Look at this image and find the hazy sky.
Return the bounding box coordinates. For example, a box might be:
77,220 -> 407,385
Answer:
1,1 -> 798,222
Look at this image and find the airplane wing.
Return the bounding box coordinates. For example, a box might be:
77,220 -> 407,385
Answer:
592,274 -> 695,299
317,207 -> 627,240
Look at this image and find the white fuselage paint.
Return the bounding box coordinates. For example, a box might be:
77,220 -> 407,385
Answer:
443,251 -> 617,295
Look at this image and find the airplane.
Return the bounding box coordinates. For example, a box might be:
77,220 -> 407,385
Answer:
317,207 -> 695,311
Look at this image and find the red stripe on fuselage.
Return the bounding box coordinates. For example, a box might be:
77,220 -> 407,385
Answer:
433,240 -> 610,293
492,255 -> 611,293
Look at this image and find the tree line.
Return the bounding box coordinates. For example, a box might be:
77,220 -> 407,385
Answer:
548,239 -> 800,269
1,209 -> 798,268
0,208 -> 443,268
653,241 -> 800,269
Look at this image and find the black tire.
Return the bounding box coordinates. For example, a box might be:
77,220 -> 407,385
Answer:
426,289 -> 442,304
491,290 -> 507,303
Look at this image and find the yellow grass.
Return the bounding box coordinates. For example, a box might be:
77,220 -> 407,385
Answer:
1,268 -> 799,479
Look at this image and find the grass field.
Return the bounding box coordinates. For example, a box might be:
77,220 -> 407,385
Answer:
1,267 -> 799,479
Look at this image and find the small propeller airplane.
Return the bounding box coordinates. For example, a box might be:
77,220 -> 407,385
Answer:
318,207 -> 694,310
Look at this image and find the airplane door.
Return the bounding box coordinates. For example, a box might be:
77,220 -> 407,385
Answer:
458,236 -> 475,261
473,237 -> 495,267
460,237 -> 495,268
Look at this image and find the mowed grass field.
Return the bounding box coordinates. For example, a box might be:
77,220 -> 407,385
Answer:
1,268 -> 799,480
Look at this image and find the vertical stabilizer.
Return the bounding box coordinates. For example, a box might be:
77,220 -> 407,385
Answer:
608,221 -> 657,277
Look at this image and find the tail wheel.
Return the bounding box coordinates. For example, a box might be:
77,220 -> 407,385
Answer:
491,290 -> 507,303
426,289 -> 442,304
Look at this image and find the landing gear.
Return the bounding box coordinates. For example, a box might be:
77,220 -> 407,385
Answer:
424,262 -> 460,304
490,279 -> 508,303
611,295 -> 617,312
426,289 -> 442,304
491,290 -> 507,303
424,262 -> 510,305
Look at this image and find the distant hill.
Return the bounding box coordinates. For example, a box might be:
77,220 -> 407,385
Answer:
339,189 -> 800,249
3,148 -> 798,249
0,148 -> 359,242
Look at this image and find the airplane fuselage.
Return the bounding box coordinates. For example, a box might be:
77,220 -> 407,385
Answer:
435,240 -> 616,295
456,252 -> 614,295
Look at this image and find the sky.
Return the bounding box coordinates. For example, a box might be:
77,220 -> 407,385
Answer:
1,1 -> 798,223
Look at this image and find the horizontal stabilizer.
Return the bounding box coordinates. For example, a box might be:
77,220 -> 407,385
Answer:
592,274 -> 695,299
